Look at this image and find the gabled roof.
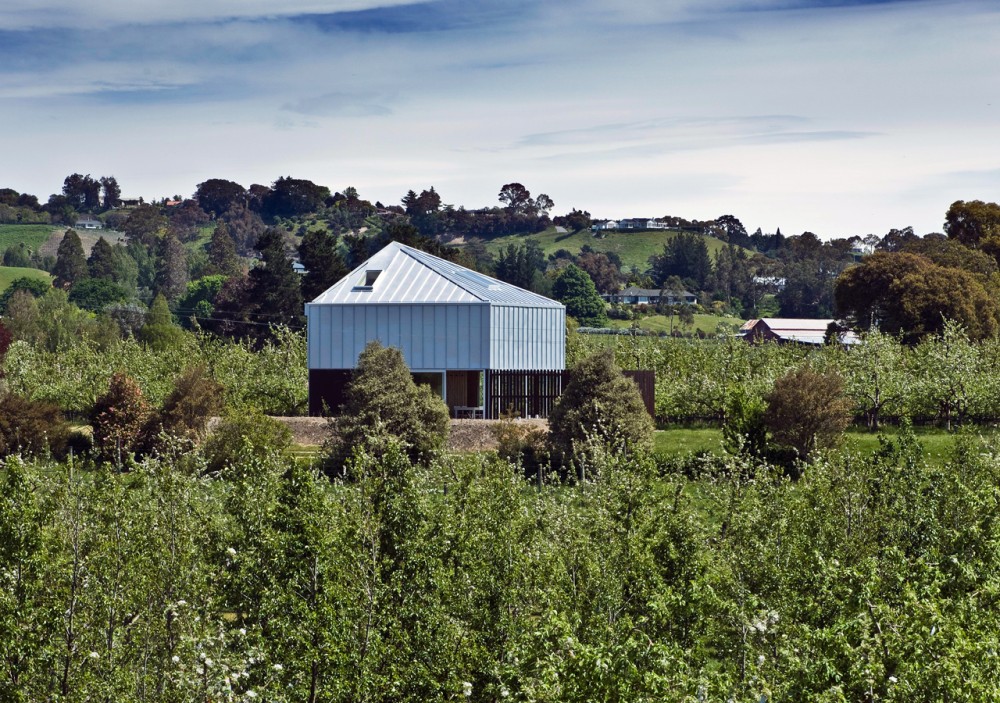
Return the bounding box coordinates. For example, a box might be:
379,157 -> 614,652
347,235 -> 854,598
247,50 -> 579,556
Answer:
308,241 -> 564,308
742,318 -> 859,345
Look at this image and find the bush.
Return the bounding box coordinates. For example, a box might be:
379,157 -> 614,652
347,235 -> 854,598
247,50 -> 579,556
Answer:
548,349 -> 654,479
0,392 -> 69,459
201,408 -> 293,474
490,411 -> 550,479
145,365 -> 224,448
325,341 -> 449,474
764,364 -> 852,465
90,371 -> 152,465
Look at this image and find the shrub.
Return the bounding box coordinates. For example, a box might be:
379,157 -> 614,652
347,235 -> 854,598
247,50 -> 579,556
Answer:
90,371 -> 152,465
764,364 -> 852,465
201,408 -> 293,474
548,349 -> 654,479
0,392 -> 69,459
325,341 -> 449,474
146,365 -> 224,448
490,411 -> 549,479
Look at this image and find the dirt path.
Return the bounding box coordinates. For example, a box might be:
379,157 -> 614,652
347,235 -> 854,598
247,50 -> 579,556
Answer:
39,228 -> 126,258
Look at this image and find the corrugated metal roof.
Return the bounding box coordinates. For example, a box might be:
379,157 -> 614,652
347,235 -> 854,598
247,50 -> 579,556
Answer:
308,241 -> 564,309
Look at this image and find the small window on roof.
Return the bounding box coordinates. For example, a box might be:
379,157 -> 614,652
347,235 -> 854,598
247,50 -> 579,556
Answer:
356,270 -> 381,289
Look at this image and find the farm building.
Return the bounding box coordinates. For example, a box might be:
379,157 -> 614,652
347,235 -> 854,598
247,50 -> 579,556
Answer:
741,318 -> 859,346
306,241 -> 567,418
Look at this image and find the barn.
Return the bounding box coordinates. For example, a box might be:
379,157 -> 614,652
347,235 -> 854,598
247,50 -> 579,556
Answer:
305,241 -> 566,418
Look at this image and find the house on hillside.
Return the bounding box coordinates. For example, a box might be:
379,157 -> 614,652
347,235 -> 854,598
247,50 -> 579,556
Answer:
741,318 -> 859,346
603,286 -> 697,306
306,241 -> 567,419
75,218 -> 103,230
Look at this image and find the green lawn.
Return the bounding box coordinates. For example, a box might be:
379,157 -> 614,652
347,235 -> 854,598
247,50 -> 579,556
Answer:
607,313 -> 743,335
478,227 -> 751,272
0,225 -> 59,252
0,266 -> 51,291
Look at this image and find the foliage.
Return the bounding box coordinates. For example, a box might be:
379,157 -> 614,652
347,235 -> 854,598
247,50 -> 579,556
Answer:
147,365 -> 224,447
247,228 -> 304,337
552,263 -> 608,327
548,348 -> 654,477
764,364 -> 852,463
490,412 -> 549,478
52,229 -> 88,288
0,392 -> 68,459
298,228 -> 348,302
200,407 -> 292,474
649,231 -> 712,290
0,276 -> 50,314
138,293 -> 185,350
325,341 -> 449,473
67,278 -> 128,312
90,371 -> 152,465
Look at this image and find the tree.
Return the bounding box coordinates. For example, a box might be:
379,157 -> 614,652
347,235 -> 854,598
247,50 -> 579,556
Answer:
261,177 -> 330,220
194,178 -> 247,217
534,193 -> 554,216
52,229 -> 88,288
205,222 -> 242,277
91,372 -> 152,466
649,233 -> 712,290
87,236 -> 116,280
835,251 -> 1000,342
154,234 -> 189,303
298,229 -> 348,302
0,392 -> 69,459
124,204 -> 168,246
714,215 -> 751,248
2,243 -> 31,268
139,293 -> 185,350
494,241 -> 545,291
764,365 -> 852,464
575,251 -> 621,294
68,278 -> 128,312
553,264 -> 608,327
220,202 -> 266,256
548,349 -> 653,478
0,277 -> 49,314
326,341 -> 449,473
944,200 -> 1000,251
498,183 -> 533,214
842,330 -> 908,429
248,228 -> 304,336
560,208 -> 591,233
99,176 -> 121,210
62,173 -> 101,211
144,366 -> 224,449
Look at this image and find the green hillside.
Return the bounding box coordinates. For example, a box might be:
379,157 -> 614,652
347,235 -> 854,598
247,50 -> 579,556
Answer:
0,266 -> 52,291
0,225 -> 59,252
478,227 -> 750,272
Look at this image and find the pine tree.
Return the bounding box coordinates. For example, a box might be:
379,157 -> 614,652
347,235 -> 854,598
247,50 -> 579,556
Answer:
52,229 -> 88,288
154,234 -> 189,303
87,236 -> 115,280
298,229 -> 348,301
206,221 -> 241,277
248,228 -> 304,336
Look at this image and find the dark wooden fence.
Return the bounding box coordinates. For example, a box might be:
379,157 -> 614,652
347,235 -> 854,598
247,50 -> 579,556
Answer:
486,369 -> 655,420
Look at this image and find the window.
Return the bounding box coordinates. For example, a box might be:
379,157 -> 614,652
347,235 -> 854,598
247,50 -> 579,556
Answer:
355,270 -> 381,290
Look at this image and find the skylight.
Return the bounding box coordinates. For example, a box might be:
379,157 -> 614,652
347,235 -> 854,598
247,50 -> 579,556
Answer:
355,269 -> 381,290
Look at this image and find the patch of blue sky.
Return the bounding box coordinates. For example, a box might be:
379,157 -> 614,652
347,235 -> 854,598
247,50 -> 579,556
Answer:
292,0 -> 534,34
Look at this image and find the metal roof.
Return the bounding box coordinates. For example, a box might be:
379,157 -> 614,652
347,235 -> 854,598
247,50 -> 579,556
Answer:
308,241 -> 564,308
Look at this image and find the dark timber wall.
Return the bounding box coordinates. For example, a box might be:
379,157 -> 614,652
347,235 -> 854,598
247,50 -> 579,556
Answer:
308,369 -> 354,416
486,369 -> 655,420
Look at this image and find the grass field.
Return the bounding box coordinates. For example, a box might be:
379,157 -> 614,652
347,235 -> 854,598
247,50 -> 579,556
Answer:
0,225 -> 58,253
606,313 -> 743,335
0,266 -> 51,291
477,227 -> 750,272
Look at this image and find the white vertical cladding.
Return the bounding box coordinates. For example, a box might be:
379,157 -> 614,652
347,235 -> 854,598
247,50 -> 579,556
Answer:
306,302 -> 491,371
489,304 -> 566,371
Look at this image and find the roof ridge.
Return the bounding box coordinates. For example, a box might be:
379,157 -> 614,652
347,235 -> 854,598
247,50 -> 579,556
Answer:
395,243 -> 488,302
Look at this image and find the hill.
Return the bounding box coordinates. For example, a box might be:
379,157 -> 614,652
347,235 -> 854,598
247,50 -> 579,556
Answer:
0,266 -> 52,291
477,227 -> 750,272
0,224 -> 59,253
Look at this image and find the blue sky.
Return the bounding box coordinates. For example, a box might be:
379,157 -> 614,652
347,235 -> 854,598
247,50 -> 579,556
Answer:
0,0 -> 998,237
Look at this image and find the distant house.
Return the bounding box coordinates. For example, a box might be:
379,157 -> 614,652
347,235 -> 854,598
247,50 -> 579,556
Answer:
591,220 -> 619,231
617,218 -> 667,231
752,276 -> 786,290
117,198 -> 142,210
741,318 -> 859,346
603,286 -> 697,306
75,218 -> 102,230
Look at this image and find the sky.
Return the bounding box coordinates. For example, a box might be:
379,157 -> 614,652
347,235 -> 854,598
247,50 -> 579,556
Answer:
0,0 -> 998,239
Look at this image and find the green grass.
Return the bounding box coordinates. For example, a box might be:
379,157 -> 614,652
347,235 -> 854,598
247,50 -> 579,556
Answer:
607,313 -> 743,335
477,227 -> 751,273
0,266 -> 51,291
0,225 -> 58,252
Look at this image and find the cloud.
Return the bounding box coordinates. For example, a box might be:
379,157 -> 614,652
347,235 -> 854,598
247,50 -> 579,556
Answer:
282,91 -> 395,116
